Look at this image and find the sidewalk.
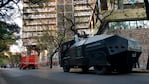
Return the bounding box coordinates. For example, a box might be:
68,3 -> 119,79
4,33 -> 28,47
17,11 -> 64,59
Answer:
38,65 -> 62,71
132,68 -> 149,73
38,66 -> 149,73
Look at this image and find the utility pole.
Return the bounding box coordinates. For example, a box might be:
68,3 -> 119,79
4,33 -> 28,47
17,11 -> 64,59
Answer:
147,55 -> 149,70
144,0 -> 149,70
144,0 -> 149,19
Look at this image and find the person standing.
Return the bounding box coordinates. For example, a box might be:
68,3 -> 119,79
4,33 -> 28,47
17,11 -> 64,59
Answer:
147,55 -> 149,70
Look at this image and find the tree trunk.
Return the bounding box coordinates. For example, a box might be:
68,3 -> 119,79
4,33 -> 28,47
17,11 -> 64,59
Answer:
147,55 -> 149,70
100,0 -> 108,10
49,48 -> 58,68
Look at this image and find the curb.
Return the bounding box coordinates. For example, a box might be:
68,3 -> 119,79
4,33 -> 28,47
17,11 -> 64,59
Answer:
132,69 -> 149,73
38,67 -> 149,73
38,66 -> 62,70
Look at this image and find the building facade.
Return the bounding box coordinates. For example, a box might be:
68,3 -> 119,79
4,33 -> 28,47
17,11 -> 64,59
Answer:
22,0 -> 99,64
23,0 -> 57,46
23,0 -> 98,46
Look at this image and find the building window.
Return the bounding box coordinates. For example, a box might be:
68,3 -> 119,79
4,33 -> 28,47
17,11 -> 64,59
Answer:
109,20 -> 149,30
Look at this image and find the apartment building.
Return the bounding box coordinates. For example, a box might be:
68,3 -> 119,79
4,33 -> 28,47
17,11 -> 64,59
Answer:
22,0 -> 99,63
23,0 -> 98,46
23,0 -> 57,46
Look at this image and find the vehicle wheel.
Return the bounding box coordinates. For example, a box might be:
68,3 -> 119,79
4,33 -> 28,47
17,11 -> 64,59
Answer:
19,65 -> 21,69
28,65 -> 34,70
22,67 -> 26,70
19,65 -> 22,70
81,66 -> 89,73
63,66 -> 70,72
94,66 -> 111,75
63,60 -> 70,72
117,65 -> 132,73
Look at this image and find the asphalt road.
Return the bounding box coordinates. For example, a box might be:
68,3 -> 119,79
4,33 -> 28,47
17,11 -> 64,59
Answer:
0,68 -> 149,84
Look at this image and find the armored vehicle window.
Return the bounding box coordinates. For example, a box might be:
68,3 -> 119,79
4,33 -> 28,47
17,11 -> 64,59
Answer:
128,40 -> 141,51
76,47 -> 82,57
61,40 -> 75,52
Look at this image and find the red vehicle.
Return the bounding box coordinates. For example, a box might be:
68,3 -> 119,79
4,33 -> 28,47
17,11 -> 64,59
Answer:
19,55 -> 39,69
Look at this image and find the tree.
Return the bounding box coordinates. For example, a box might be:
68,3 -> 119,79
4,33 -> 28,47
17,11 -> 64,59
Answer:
0,21 -> 20,53
35,28 -> 68,68
0,0 -> 21,64
0,0 -> 22,21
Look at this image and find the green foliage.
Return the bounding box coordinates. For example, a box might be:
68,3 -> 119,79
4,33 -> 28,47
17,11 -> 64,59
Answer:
36,31 -> 66,49
0,21 -> 20,52
110,0 -> 116,3
0,57 -> 9,65
0,53 -> 21,65
9,54 -> 21,64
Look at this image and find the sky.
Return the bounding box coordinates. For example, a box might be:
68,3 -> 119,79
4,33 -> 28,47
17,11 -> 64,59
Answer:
9,1 -> 23,53
0,0 -> 23,28
14,16 -> 22,28
13,0 -> 23,28
10,44 -> 21,53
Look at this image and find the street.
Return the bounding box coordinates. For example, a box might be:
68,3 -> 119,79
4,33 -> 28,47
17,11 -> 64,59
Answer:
0,67 -> 149,84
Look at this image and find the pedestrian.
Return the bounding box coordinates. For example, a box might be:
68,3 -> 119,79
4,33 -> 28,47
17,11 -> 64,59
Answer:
147,55 -> 149,70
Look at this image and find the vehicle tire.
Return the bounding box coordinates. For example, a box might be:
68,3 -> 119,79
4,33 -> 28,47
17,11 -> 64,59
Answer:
63,66 -> 70,72
94,66 -> 111,75
117,65 -> 132,73
28,65 -> 34,70
81,66 -> 89,73
19,67 -> 22,70
63,60 -> 70,72
19,65 -> 22,70
22,67 -> 26,70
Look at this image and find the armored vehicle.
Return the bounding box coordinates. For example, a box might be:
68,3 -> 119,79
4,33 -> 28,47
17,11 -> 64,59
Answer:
59,34 -> 142,74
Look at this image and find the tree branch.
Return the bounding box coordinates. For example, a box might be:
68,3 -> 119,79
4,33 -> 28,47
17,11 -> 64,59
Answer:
0,0 -> 12,8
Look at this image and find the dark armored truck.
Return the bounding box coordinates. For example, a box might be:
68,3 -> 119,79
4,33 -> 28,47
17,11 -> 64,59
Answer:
59,34 -> 142,74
